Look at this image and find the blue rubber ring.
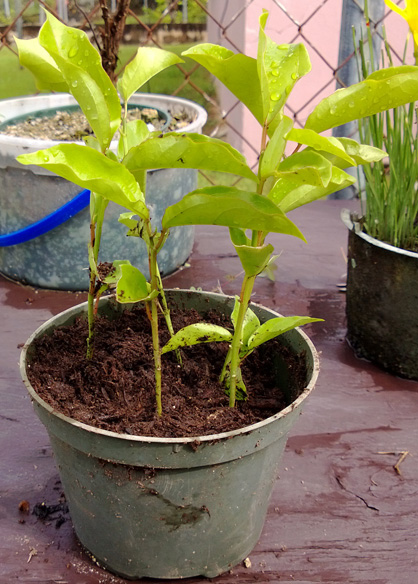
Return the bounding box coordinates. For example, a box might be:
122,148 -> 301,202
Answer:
0,189 -> 90,247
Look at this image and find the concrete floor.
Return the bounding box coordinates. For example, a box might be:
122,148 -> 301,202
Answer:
1,200 -> 417,583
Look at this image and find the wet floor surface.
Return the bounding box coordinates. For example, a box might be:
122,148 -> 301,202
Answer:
1,200 -> 417,583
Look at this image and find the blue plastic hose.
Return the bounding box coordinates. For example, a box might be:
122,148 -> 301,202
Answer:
0,189 -> 90,247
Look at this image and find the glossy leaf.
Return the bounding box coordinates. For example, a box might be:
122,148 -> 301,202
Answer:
286,128 -> 356,166
270,166 -> 356,213
162,186 -> 306,241
118,47 -> 183,103
246,315 -> 323,353
118,119 -> 150,159
234,243 -> 275,277
124,133 -> 257,181
277,151 -> 333,188
161,323 -> 233,354
39,11 -> 121,150
15,37 -> 69,92
258,11 -> 311,130
260,115 -> 294,177
306,65 -> 418,133
331,138 -> 386,167
231,297 -> 260,347
182,44 -> 264,125
115,263 -> 152,303
17,144 -> 148,219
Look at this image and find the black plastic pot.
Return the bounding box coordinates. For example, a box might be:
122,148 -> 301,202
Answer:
343,210 -> 418,380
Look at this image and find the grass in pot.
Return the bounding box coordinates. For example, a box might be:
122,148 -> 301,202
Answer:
343,0 -> 418,378
17,8 -> 418,579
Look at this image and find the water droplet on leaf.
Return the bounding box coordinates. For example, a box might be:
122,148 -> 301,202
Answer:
68,46 -> 78,58
72,80 -> 78,88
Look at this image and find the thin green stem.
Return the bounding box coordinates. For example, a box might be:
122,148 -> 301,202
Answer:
227,275 -> 256,407
147,224 -> 163,416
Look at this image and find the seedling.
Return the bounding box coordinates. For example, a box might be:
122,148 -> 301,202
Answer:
16,10 -> 418,413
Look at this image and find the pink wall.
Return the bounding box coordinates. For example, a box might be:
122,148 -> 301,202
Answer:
207,0 -> 409,165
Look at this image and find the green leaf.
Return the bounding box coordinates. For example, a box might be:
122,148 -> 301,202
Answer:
258,11 -> 311,131
118,212 -> 144,237
234,243 -> 275,277
161,323 -> 233,354
305,65 -> 418,133
117,47 -> 183,103
269,166 -> 356,213
229,227 -> 251,247
231,297 -> 260,347
124,133 -> 257,182
286,128 -> 356,166
277,151 -> 333,188
115,263 -> 152,303
39,11 -> 121,150
260,115 -> 294,177
162,186 -> 306,241
17,144 -> 148,219
246,315 -> 322,353
15,37 -> 69,92
118,119 -> 150,159
182,44 -> 264,126
90,191 -> 108,225
102,260 -> 132,284
332,138 -> 386,167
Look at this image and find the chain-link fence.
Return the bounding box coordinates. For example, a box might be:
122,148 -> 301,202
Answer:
0,0 -> 410,191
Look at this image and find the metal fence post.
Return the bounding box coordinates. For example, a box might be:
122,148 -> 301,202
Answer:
330,0 -> 385,199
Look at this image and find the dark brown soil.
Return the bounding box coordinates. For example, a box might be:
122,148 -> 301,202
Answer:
26,305 -> 307,438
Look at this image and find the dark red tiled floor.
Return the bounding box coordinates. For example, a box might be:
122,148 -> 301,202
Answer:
1,200 -> 417,583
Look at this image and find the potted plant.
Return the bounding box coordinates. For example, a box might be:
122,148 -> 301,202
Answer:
0,1 -> 207,291
342,0 -> 418,379
18,9 -> 418,580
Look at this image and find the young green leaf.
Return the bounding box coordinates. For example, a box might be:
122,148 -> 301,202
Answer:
286,129 -> 357,166
277,151 -> 334,188
229,227 -> 251,247
331,138 -> 386,167
117,119 -> 150,159
233,243 -> 275,277
245,315 -> 323,354
123,133 -> 257,181
260,115 -> 294,178
101,260 -> 133,284
39,11 -> 121,149
161,323 -> 233,354
258,11 -> 311,130
162,186 -> 306,240
182,44 -> 264,126
115,263 -> 153,303
231,297 -> 260,347
117,47 -> 183,103
305,65 -> 418,133
14,37 -> 69,93
17,144 -> 148,219
118,212 -> 144,237
269,166 -> 356,212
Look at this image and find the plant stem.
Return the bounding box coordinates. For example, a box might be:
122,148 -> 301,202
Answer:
147,225 -> 163,416
225,121 -> 269,405
227,275 -> 256,407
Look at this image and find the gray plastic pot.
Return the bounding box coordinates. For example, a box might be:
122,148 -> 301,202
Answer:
342,209 -> 418,379
20,289 -> 319,580
0,93 -> 207,290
